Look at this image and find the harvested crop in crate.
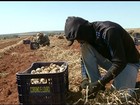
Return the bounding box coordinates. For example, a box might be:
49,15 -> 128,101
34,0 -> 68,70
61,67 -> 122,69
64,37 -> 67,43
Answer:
30,63 -> 67,84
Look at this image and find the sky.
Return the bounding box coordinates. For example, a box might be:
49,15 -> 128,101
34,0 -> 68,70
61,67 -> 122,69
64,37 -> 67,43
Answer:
0,1 -> 140,35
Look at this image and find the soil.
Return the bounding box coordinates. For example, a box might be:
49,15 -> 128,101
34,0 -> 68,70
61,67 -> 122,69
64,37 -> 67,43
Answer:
0,35 -> 139,104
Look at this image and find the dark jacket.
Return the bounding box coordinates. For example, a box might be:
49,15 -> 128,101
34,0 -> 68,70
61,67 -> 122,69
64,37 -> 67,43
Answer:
65,17 -> 140,85
91,21 -> 140,84
93,21 -> 140,64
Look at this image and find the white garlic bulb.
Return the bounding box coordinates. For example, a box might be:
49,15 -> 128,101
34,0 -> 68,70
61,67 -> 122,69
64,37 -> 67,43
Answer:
30,63 -> 67,84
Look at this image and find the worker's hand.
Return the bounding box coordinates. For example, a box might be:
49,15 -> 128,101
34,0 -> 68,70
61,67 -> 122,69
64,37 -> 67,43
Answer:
88,80 -> 105,98
80,78 -> 89,89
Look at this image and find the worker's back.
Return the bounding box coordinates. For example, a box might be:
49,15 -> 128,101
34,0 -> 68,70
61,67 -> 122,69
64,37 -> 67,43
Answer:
39,35 -> 50,46
36,32 -> 50,46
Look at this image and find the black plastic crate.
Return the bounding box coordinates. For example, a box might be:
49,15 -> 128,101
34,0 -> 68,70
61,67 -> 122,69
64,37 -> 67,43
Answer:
30,42 -> 40,50
23,40 -> 31,44
16,62 -> 69,105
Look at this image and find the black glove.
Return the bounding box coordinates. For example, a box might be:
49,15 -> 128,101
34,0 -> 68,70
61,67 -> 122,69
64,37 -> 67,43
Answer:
88,80 -> 105,98
80,78 -> 89,89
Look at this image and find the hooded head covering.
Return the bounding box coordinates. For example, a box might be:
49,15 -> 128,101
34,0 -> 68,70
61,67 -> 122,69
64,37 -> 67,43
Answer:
64,16 -> 90,46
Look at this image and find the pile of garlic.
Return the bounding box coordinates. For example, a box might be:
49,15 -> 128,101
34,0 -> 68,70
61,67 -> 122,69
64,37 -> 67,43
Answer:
30,63 -> 67,84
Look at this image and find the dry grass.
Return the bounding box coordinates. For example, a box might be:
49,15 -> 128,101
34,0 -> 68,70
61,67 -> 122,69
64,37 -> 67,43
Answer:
72,88 -> 140,105
126,28 -> 140,36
